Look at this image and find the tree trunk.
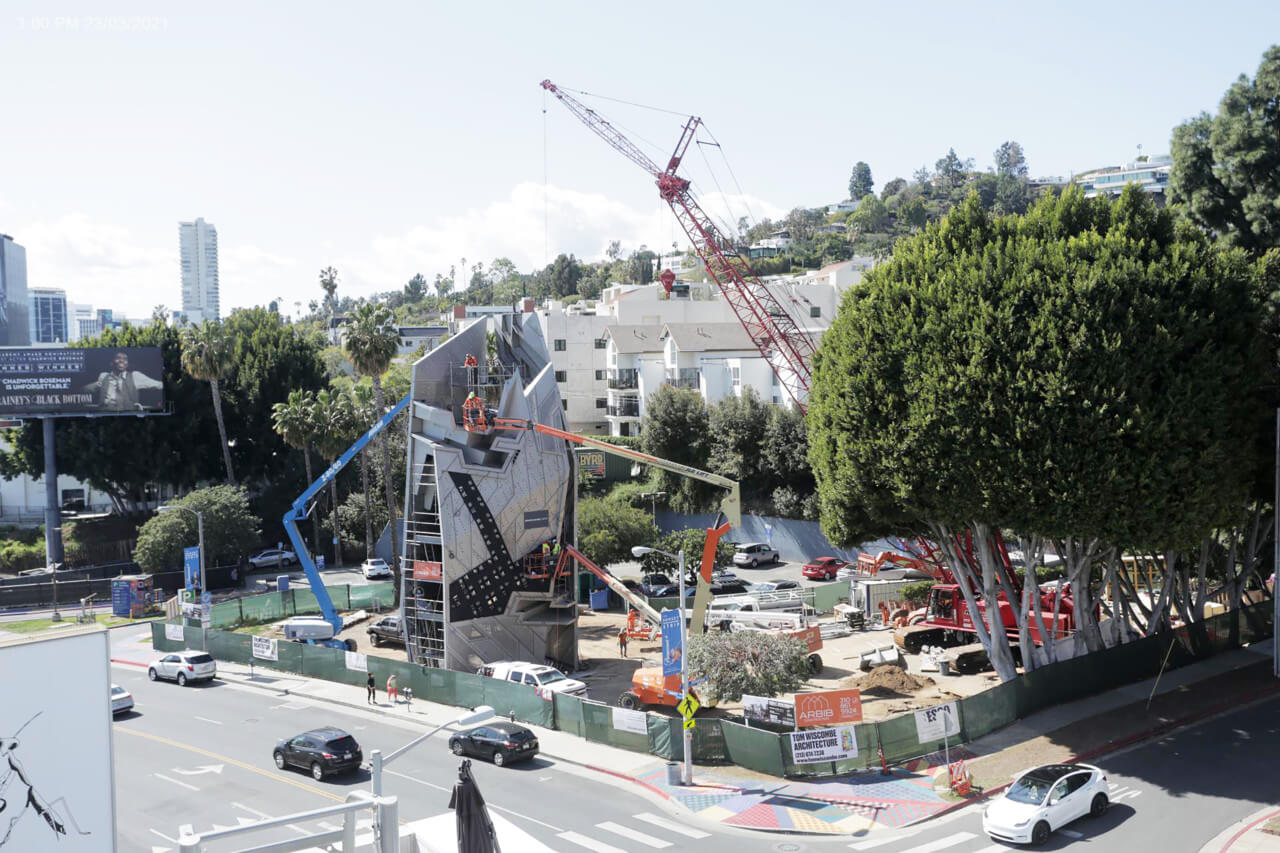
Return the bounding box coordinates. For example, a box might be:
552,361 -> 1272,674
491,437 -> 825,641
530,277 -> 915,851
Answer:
303,445 -> 318,555
209,377 -> 236,485
932,522 -> 1018,682
374,376 -> 396,524
329,477 -> 341,568
361,448 -> 372,557
1193,541 -> 1210,620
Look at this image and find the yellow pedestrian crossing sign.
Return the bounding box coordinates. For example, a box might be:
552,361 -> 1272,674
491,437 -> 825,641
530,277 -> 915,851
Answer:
677,694 -> 700,719
683,717 -> 697,730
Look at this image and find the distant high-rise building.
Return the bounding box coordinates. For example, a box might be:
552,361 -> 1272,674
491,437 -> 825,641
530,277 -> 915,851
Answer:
0,234 -> 30,346
69,303 -> 100,342
29,287 -> 68,343
179,217 -> 220,323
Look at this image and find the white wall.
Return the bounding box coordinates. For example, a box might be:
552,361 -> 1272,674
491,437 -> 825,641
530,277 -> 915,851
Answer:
0,435 -> 112,522
537,307 -> 611,434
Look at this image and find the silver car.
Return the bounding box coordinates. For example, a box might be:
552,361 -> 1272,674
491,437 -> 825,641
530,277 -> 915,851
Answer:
732,543 -> 780,568
148,650 -> 217,686
110,684 -> 134,715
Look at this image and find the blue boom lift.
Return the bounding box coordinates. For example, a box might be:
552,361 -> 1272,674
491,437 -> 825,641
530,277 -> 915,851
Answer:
280,393 -> 411,651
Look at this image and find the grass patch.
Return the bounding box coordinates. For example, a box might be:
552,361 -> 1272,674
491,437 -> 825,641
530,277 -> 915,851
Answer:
1262,817 -> 1280,837
236,622 -> 277,636
1,614 -> 156,633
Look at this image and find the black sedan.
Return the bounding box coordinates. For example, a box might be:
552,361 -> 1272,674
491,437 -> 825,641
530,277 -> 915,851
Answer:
448,722 -> 539,767
273,727 -> 363,780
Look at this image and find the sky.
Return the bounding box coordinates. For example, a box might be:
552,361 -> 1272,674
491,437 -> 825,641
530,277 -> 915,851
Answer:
2,1 -> 1278,320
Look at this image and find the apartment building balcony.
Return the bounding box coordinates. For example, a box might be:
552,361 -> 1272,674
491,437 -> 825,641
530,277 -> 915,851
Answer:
607,398 -> 641,418
665,368 -> 700,390
607,368 -> 639,390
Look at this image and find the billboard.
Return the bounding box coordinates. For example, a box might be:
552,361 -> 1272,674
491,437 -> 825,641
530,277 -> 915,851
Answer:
0,347 -> 165,416
0,627 -> 117,851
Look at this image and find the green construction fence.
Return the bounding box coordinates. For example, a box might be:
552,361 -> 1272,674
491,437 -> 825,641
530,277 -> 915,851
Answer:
206,583 -> 395,628
152,595 -> 1273,779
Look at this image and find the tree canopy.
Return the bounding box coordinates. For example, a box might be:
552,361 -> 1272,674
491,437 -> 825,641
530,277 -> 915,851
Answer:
848,161 -> 874,200
576,496 -> 658,568
134,485 -> 261,571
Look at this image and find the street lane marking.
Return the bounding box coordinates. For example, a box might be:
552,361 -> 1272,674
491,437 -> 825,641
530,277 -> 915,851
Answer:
973,845 -> 1017,852
559,831 -> 626,852
233,802 -> 272,818
384,768 -> 563,831
596,821 -> 672,847
633,812 -> 710,838
156,774 -> 199,792
195,716 -> 223,725
118,727 -> 343,802
149,829 -> 178,844
896,832 -> 977,853
850,834 -> 920,849
1115,789 -> 1141,801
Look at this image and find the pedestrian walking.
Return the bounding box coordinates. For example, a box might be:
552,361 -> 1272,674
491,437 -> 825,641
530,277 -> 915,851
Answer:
387,673 -> 399,704
366,672 -> 376,704
618,628 -> 628,658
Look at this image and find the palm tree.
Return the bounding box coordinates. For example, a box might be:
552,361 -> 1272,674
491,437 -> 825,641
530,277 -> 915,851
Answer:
312,388 -> 356,567
348,381 -> 377,558
344,303 -> 400,535
319,267 -> 339,317
272,388 -> 320,553
181,320 -> 236,484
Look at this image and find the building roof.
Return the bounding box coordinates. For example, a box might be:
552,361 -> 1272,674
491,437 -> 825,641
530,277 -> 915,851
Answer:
660,322 -> 756,353
604,325 -> 661,353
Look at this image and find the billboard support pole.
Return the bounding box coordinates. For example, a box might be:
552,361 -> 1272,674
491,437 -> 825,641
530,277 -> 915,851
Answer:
42,417 -> 64,568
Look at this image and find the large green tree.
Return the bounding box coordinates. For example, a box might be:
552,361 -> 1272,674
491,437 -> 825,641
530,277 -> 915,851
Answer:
311,388 -> 359,566
272,389 -> 320,553
181,320 -> 236,485
708,388 -> 770,504
1171,46 -> 1280,255
344,302 -> 400,541
848,161 -> 874,200
134,485 -> 261,571
807,186 -> 1266,678
641,386 -> 712,512
576,496 -> 658,568
684,630 -> 811,704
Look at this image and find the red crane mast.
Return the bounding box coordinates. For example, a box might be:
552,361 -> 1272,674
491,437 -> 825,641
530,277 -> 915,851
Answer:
540,79 -> 817,411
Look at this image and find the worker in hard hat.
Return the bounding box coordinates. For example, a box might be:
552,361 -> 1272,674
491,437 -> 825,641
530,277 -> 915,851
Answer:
463,353 -> 478,385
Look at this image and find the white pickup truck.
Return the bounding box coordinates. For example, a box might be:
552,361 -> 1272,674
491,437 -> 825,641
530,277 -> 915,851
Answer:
477,661 -> 589,698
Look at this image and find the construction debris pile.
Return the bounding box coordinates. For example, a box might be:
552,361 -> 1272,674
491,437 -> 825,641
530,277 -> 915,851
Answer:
842,664 -> 934,695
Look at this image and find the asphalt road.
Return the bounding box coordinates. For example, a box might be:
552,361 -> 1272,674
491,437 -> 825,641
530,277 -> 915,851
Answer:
108,627 -> 767,853
819,692 -> 1280,853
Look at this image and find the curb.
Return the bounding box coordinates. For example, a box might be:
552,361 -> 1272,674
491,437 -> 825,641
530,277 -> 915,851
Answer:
1214,807 -> 1280,853
918,679 -> 1280,825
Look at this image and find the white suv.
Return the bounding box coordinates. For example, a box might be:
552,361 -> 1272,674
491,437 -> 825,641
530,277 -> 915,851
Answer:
477,661 -> 588,697
361,558 -> 392,579
733,543 -> 780,568
148,650 -> 217,686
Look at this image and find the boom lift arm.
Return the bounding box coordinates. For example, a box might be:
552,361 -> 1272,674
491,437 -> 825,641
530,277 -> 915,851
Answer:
282,393 -> 411,647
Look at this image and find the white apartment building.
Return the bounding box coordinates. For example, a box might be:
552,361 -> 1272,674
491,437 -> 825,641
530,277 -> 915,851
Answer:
179,217 -> 220,324
69,303 -> 100,341
538,261 -> 868,435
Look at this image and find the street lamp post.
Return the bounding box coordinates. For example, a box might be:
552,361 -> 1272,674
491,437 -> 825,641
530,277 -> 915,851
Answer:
370,705 -> 494,796
640,491 -> 667,520
159,505 -> 206,597
632,545 -> 692,785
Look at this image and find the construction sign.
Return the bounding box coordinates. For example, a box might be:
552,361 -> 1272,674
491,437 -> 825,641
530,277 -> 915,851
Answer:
412,560 -> 442,581
683,718 -> 697,730
795,688 -> 863,728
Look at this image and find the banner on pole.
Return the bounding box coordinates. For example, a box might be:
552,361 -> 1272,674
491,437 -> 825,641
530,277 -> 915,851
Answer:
661,608 -> 683,677
914,701 -> 960,742
252,636 -> 278,661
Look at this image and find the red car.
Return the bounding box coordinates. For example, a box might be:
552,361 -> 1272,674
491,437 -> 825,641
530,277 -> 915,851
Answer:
802,557 -> 848,580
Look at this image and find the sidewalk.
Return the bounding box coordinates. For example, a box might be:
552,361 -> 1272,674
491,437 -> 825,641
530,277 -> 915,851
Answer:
112,629 -> 1280,840
1202,807 -> 1280,853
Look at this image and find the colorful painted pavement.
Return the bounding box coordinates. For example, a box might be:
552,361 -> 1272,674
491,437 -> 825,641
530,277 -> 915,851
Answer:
639,746 -> 974,835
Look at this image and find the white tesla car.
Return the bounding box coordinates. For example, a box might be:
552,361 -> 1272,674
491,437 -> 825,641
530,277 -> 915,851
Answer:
983,763 -> 1109,845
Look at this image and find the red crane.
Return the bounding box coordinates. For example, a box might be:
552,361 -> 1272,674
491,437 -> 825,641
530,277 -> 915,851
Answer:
540,80 -> 817,411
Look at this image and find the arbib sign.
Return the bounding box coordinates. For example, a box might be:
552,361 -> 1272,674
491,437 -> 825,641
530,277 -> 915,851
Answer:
794,688 -> 863,727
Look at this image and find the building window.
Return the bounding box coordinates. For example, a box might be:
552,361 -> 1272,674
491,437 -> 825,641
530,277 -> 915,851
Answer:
771,371 -> 779,387
562,400 -> 569,411
554,339 -> 567,351
595,398 -> 607,409
595,370 -> 605,381
594,338 -> 607,349
555,370 -> 567,382
810,306 -> 821,318
730,366 -> 741,388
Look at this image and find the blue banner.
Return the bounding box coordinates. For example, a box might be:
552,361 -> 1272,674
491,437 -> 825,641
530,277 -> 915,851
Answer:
661,609 -> 684,677
183,546 -> 200,590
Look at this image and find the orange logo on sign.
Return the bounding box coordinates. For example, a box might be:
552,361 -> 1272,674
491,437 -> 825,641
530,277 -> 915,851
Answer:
412,560 -> 442,580
795,688 -> 862,727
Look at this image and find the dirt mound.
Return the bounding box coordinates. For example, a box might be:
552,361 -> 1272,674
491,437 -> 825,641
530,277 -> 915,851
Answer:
842,664 -> 934,695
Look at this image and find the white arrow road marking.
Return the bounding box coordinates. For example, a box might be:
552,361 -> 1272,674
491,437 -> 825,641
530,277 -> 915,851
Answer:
178,824 -> 193,837
173,764 -> 224,776
385,767 -> 563,831
155,774 -> 199,791
233,802 -> 271,818
194,716 -> 222,725
972,845 -> 1018,852
632,813 -> 710,838
895,833 -> 977,853
849,832 -> 922,850
596,822 -> 672,848
237,817 -> 257,826
1115,789 -> 1142,801
153,847 -> 174,853
318,821 -> 342,831
559,831 -> 626,852
149,829 -> 178,843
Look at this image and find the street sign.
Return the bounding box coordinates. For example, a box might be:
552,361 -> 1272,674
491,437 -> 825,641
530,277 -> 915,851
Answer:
0,418 -> 23,429
683,718 -> 697,730
677,694 -> 700,719
201,591 -> 212,608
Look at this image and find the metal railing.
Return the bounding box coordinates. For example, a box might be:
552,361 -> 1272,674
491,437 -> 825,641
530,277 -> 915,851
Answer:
665,368 -> 700,390
178,791 -> 399,852
607,399 -> 640,417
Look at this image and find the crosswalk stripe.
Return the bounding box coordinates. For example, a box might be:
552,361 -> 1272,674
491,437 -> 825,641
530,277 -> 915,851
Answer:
633,812 -> 710,838
897,832 -> 977,853
597,821 -> 673,848
559,831 -> 627,853
849,833 -> 921,850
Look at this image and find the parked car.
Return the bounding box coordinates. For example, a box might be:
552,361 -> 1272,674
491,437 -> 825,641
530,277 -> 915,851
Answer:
476,661 -> 588,697
18,567 -> 52,576
648,585 -> 695,599
732,543 -> 780,568
273,727 -> 363,781
751,580 -> 800,592
448,722 -> 539,767
361,558 -> 392,580
803,557 -> 849,580
147,650 -> 217,686
366,615 -> 405,648
110,684 -> 134,715
638,573 -> 672,596
248,548 -> 297,569
983,763 -> 1109,845
710,580 -> 751,596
